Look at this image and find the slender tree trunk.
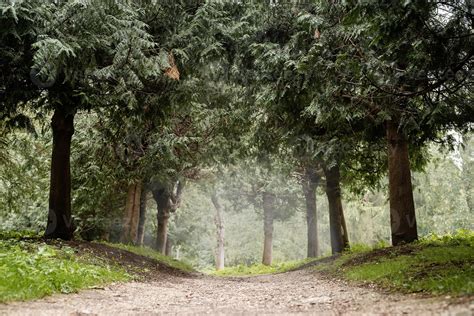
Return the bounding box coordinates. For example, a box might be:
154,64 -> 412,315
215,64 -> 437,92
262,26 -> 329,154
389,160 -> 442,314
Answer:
120,182 -> 142,244
156,207 -> 170,254
262,191 -> 275,266
211,192 -> 225,270
45,107 -> 75,240
323,164 -> 349,254
462,158 -> 473,212
340,207 -> 349,247
165,235 -> 172,256
136,186 -> 148,246
302,168 -> 320,258
386,120 -> 418,245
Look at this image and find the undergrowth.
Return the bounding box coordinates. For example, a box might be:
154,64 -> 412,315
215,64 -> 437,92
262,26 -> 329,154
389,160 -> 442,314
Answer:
0,236 -> 129,303
101,242 -> 195,273
316,230 -> 474,296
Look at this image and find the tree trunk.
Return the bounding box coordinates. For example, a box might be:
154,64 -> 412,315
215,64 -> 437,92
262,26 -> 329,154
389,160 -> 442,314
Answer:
211,192 -> 225,270
386,120 -> 418,245
302,168 -> 320,258
156,207 -> 170,254
45,107 -> 75,240
262,191 -> 275,266
151,185 -> 173,254
120,182 -> 142,244
136,186 -> 148,246
323,164 -> 349,254
165,235 -> 172,256
340,207 -> 349,247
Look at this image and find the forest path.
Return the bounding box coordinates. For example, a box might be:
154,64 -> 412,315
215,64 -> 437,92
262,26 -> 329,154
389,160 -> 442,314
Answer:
1,269 -> 472,315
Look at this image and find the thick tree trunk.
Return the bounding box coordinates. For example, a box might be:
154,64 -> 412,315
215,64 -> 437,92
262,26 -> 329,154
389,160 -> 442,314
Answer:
262,191 -> 275,266
151,180 -> 184,254
156,207 -> 170,254
324,165 -> 349,254
211,192 -> 225,270
45,107 -> 75,240
136,186 -> 148,246
302,168 -> 320,258
386,120 -> 418,245
120,182 -> 142,244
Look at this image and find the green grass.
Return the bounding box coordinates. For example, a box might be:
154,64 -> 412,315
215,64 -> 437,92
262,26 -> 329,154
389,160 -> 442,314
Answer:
209,259 -> 316,276
317,230 -> 474,296
0,239 -> 129,303
101,242 -> 195,273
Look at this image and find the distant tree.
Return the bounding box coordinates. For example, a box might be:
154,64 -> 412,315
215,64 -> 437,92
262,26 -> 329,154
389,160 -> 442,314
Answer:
211,190 -> 225,270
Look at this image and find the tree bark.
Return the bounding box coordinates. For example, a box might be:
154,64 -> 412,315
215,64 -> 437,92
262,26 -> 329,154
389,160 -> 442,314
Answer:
151,180 -> 184,254
156,207 -> 170,254
45,107 -> 75,240
386,120 -> 418,245
323,164 -> 349,254
165,235 -> 172,256
340,207 -> 349,247
211,192 -> 225,270
262,191 -> 275,266
136,186 -> 148,246
302,168 -> 320,258
120,182 -> 142,244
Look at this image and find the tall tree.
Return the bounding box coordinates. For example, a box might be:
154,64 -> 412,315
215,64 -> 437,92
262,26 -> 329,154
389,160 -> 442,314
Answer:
0,1 -> 163,239
261,191 -> 275,266
150,179 -> 184,253
323,164 -> 349,253
211,191 -> 225,270
303,1 -> 473,244
301,167 -> 321,258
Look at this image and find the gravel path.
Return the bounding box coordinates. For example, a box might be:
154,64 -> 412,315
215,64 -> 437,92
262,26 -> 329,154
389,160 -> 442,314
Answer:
1,270 -> 473,315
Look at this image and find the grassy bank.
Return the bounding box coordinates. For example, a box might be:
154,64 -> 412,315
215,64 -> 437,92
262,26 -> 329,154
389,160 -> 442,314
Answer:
101,242 -> 195,273
209,259 -> 315,276
316,230 -> 474,296
0,234 -> 129,303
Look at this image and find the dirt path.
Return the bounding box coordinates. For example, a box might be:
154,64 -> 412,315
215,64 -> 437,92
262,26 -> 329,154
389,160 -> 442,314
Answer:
1,269 -> 472,315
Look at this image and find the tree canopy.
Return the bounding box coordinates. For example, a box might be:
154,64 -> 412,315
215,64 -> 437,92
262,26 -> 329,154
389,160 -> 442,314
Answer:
0,0 -> 472,267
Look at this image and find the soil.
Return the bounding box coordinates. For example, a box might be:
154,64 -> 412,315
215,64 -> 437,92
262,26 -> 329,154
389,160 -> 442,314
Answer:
1,242 -> 473,316
61,241 -> 194,279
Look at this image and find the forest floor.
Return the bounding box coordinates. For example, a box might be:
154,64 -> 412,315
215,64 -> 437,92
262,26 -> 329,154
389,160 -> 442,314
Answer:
1,241 -> 473,316
1,269 -> 473,315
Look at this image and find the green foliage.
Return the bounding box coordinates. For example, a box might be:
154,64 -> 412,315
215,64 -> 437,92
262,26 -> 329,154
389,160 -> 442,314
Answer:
209,259 -> 314,277
346,240 -> 389,255
344,247 -> 473,295
70,113 -> 128,240
318,231 -> 474,296
418,230 -> 474,248
0,0 -> 473,286
0,230 -> 41,240
102,242 -> 194,273
0,124 -> 50,232
0,239 -> 129,303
